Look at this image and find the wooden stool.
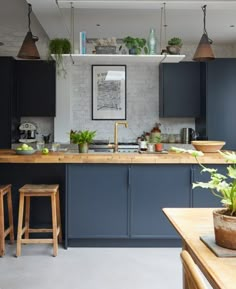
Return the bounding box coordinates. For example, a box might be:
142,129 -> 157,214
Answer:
16,184 -> 62,257
0,184 -> 14,257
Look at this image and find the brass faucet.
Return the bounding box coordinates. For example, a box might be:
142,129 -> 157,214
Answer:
110,121 -> 128,153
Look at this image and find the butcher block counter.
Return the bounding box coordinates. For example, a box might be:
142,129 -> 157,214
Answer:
0,149 -> 229,248
0,149 -> 230,164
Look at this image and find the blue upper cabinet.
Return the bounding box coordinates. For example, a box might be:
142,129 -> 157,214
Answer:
159,62 -> 201,117
16,60 -> 56,117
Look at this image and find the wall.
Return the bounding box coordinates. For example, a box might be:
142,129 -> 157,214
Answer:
55,44 -> 236,143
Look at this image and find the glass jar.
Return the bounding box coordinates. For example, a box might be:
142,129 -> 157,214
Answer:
147,28 -> 157,55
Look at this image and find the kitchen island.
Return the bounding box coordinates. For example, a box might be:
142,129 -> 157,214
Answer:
0,150 -> 229,248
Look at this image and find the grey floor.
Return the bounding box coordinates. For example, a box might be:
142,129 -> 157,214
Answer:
1,244 -> 184,289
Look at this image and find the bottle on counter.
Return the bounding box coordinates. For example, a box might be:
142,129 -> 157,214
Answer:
151,123 -> 161,143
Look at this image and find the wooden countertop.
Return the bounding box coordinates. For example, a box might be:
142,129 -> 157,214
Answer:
0,149 -> 230,164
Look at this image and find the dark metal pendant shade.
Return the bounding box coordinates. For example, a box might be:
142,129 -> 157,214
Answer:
193,33 -> 215,61
17,31 -> 40,59
17,3 -> 40,59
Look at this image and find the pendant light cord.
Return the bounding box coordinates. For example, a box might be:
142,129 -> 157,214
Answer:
202,5 -> 213,44
28,3 -> 32,32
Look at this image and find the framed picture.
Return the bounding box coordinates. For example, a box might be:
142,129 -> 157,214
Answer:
92,65 -> 127,120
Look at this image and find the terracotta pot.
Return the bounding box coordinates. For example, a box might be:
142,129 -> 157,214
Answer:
213,209 -> 236,250
155,143 -> 163,152
78,143 -> 88,153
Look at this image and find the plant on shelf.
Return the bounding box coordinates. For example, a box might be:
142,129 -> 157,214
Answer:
70,130 -> 96,153
121,36 -> 148,55
166,37 -> 183,55
48,38 -> 72,76
154,134 -> 163,152
171,147 -> 236,249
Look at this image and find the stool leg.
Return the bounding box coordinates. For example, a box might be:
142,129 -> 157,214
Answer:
51,193 -> 58,257
7,188 -> 14,244
0,192 -> 5,257
56,189 -> 62,243
24,196 -> 30,239
16,193 -> 24,257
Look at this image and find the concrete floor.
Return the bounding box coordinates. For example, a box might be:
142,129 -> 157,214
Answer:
1,244 -> 183,289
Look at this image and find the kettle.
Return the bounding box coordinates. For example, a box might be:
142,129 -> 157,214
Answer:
181,128 -> 198,144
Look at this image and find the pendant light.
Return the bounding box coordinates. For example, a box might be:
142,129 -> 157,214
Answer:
17,3 -> 40,59
193,5 -> 215,61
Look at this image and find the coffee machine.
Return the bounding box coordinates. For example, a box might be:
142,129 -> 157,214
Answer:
19,122 -> 37,143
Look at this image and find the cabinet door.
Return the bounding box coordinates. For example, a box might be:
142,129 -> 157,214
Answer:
159,62 -> 201,117
0,57 -> 19,148
67,164 -> 129,238
207,59 -> 236,150
16,60 -> 56,116
192,165 -> 226,208
130,165 -> 190,238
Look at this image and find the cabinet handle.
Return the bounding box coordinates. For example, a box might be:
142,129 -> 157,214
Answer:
128,167 -> 131,187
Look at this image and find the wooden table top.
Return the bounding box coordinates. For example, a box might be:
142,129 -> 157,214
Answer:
0,149 -> 230,164
163,208 -> 236,289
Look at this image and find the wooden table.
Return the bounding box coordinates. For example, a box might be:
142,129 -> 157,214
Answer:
163,208 -> 236,289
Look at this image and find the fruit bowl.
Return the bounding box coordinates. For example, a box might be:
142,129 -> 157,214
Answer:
15,149 -> 36,155
191,141 -> 225,153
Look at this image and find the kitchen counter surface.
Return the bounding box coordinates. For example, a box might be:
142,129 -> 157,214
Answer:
0,149 -> 230,164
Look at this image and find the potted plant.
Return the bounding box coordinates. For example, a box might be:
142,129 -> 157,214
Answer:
154,135 -> 163,152
171,147 -> 236,249
121,36 -> 148,55
48,38 -> 72,76
70,130 -> 96,153
166,37 -> 183,55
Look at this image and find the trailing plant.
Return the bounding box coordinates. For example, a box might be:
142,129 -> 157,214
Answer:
171,147 -> 236,216
48,38 -> 72,76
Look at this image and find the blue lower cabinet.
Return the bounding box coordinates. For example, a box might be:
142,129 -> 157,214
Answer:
67,164 -> 129,239
130,165 -> 191,238
192,165 -> 227,208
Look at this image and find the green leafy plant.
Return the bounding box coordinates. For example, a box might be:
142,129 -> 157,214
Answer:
70,130 -> 96,144
121,36 -> 148,55
48,38 -> 72,76
167,37 -> 183,47
154,134 -> 162,144
171,147 -> 236,216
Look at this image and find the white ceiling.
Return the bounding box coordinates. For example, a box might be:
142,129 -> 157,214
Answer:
1,0 -> 236,53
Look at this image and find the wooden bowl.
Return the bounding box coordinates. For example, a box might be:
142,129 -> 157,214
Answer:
191,141 -> 225,153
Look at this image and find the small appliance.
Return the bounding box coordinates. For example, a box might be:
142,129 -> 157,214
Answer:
19,122 -> 37,143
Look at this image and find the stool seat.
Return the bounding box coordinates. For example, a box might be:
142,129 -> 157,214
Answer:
16,184 -> 62,257
0,184 -> 14,257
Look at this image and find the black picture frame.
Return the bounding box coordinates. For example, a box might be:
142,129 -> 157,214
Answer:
92,65 -> 127,120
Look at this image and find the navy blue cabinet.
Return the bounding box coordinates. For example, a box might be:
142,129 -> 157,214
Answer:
67,164 -> 129,239
159,62 -> 201,117
192,165 -> 226,208
16,60 -> 56,116
130,165 -> 191,238
0,57 -> 20,148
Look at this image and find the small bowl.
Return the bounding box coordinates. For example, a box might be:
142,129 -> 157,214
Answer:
191,141 -> 225,153
15,149 -> 36,155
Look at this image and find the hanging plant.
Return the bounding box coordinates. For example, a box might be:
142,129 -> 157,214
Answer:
48,38 -> 72,76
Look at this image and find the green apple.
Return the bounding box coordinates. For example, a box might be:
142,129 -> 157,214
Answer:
42,148 -> 49,155
16,147 -> 22,150
28,146 -> 33,150
21,143 -> 29,150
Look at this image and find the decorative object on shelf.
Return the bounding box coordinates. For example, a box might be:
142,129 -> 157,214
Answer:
121,36 -> 148,55
92,65 -> 127,120
70,130 -> 96,153
80,31 -> 86,54
193,5 -> 215,61
171,147 -> 236,250
166,37 -> 183,55
17,3 -> 40,59
95,37 -> 117,54
48,38 -> 71,76
147,28 -> 157,55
